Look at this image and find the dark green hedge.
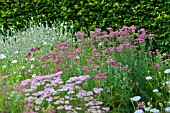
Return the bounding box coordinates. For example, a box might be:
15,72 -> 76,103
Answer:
0,0 -> 169,52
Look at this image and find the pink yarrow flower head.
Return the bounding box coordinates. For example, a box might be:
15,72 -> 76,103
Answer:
28,72 -> 32,76
153,62 -> 161,68
130,25 -> 136,32
30,48 -> 36,52
64,105 -> 72,110
116,44 -> 124,52
94,73 -> 108,80
102,107 -> 110,111
93,88 -> 103,94
107,27 -> 113,31
86,56 -> 92,59
95,28 -> 101,33
75,31 -> 87,37
148,34 -> 156,37
52,57 -> 62,63
138,101 -> 145,109
82,66 -> 89,71
122,66 -> 128,70
76,48 -> 84,54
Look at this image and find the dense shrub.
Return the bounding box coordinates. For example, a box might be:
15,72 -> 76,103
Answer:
0,0 -> 169,52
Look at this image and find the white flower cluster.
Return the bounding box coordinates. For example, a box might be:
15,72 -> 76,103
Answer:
0,54 -> 6,59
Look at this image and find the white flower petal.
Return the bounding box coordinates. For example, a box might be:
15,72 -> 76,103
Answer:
132,96 -> 141,102
164,69 -> 170,73
12,60 -> 17,63
146,76 -> 152,80
165,81 -> 170,85
153,89 -> 159,93
165,107 -> 170,112
144,107 -> 150,111
150,108 -> 160,113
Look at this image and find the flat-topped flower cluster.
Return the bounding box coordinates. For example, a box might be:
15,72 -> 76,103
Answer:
20,71 -> 110,113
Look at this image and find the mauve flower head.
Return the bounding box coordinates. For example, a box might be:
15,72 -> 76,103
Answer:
75,31 -> 87,37
28,72 -> 32,76
36,47 -> 40,51
122,66 -> 128,70
116,44 -> 124,52
26,52 -> 31,58
64,105 -> 72,110
86,56 -> 92,59
140,28 -> 145,32
30,48 -> 36,51
50,46 -> 54,50
148,34 -> 156,37
130,25 -> 136,29
6,104 -> 10,108
102,107 -> 110,111
82,66 -> 89,71
95,28 -> 101,33
138,102 -> 145,109
112,63 -> 119,68
123,41 -> 131,47
118,36 -> 124,41
76,48 -> 84,54
136,37 -> 144,43
21,69 -> 25,74
109,47 -> 114,52
93,88 -> 103,94
107,27 -> 113,31
65,65 -> 71,69
153,63 -> 160,68
94,73 -> 108,80
52,57 -> 62,63
54,68 -> 62,72
3,110 -> 8,113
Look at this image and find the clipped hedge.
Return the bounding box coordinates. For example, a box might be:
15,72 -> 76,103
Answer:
0,0 -> 169,52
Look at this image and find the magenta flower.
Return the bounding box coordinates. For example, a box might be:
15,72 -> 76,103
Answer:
65,66 -> 71,69
21,69 -> 25,75
107,27 -> 113,31
148,34 -> 156,37
116,44 -> 124,52
86,56 -> 92,59
138,101 -> 145,109
112,63 -> 119,68
26,52 -> 31,58
136,37 -> 144,43
153,63 -> 160,68
52,57 -> 62,63
82,66 -> 89,71
118,36 -> 124,41
75,31 -> 87,37
94,73 -> 108,80
6,104 -> 10,108
122,66 -> 128,70
95,28 -> 101,34
4,110 -> 8,113
30,48 -> 36,51
76,48 -> 84,54
28,72 -> 32,76
36,47 -> 40,51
